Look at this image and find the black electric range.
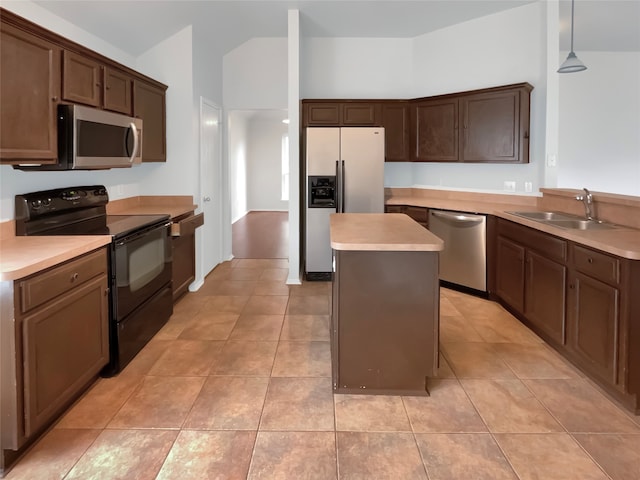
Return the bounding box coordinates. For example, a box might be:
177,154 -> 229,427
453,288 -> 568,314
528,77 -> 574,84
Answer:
15,186 -> 173,375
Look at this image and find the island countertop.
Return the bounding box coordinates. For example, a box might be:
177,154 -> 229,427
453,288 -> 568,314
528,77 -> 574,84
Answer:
330,213 -> 444,252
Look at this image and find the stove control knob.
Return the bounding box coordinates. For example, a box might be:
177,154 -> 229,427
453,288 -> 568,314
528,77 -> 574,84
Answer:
31,200 -> 42,209
42,198 -> 52,207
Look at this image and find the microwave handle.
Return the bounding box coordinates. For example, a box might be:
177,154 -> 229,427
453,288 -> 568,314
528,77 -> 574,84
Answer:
129,122 -> 139,163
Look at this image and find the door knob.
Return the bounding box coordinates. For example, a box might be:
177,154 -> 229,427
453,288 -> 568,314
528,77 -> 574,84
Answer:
203,197 -> 211,202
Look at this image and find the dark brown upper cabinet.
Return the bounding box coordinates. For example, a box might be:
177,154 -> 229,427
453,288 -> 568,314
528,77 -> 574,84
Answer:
381,102 -> 411,162
302,101 -> 381,127
62,50 -> 101,107
302,82 -> 532,165
0,7 -> 167,165
62,54 -> 133,115
303,102 -> 341,125
0,20 -> 60,164
342,102 -> 381,125
411,83 -> 532,163
460,88 -> 529,163
134,79 -> 167,162
103,66 -> 133,115
413,98 -> 459,162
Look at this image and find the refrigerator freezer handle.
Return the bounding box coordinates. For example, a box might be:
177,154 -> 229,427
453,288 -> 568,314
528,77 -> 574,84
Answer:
335,160 -> 340,213
341,160 -> 345,213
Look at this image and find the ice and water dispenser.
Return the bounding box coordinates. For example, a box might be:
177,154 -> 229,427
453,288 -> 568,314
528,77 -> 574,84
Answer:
308,176 -> 336,209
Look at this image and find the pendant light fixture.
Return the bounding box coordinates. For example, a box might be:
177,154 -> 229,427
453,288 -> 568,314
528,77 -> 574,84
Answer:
558,0 -> 587,73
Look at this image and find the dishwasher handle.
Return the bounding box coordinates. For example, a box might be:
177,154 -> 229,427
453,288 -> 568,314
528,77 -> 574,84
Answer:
431,210 -> 485,225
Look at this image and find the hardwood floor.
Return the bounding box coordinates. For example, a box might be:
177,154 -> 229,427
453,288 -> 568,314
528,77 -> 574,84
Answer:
232,211 -> 288,259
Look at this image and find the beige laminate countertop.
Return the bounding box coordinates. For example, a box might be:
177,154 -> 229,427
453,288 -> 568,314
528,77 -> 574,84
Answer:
387,195 -> 640,260
0,196 -> 198,282
330,213 -> 444,251
107,205 -> 197,219
0,235 -> 111,281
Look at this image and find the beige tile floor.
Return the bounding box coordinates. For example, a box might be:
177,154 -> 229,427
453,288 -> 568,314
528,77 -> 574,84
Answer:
6,258 -> 640,479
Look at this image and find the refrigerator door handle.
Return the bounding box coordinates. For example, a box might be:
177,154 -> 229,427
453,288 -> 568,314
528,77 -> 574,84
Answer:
335,160 -> 340,213
341,160 -> 346,213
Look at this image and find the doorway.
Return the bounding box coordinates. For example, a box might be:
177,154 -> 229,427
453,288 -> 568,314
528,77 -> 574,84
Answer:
232,211 -> 288,258
228,109 -> 289,260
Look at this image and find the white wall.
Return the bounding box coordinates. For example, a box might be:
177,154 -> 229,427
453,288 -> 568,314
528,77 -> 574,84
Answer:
246,118 -> 289,211
301,38 -> 413,98
136,26 -> 198,197
558,51 -> 640,196
408,2 -> 547,195
228,112 -> 249,223
223,38 -> 288,110
298,3 -> 548,196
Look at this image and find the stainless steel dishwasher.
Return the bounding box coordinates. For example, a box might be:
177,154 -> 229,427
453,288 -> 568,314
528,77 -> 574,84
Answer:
428,209 -> 487,292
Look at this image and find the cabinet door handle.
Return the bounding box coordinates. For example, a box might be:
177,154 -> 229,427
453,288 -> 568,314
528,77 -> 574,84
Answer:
587,258 -> 594,264
52,96 -> 58,102
569,284 -> 575,289
70,272 -> 79,282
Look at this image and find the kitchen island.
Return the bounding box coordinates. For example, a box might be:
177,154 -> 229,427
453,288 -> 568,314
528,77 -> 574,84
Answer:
329,213 -> 444,395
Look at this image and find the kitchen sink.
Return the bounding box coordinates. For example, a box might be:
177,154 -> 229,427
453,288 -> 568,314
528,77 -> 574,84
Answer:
545,219 -> 620,230
508,211 -> 581,221
507,211 -> 621,230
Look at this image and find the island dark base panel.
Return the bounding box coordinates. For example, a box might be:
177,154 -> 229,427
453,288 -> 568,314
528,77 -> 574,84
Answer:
331,250 -> 439,395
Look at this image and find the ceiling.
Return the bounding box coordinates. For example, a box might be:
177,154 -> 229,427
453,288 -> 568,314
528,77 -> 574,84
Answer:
15,0 -> 640,57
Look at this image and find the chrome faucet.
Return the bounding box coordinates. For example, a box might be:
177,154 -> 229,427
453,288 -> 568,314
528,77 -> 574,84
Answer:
575,188 -> 594,220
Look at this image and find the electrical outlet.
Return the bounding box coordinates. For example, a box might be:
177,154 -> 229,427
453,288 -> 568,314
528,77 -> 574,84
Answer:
503,181 -> 516,192
546,154 -> 557,167
525,182 -> 533,193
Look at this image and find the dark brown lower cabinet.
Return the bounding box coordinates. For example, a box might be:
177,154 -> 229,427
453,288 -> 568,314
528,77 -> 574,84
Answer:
524,250 -> 566,345
566,271 -> 619,386
171,212 -> 204,300
331,249 -> 439,395
496,236 -> 525,314
495,218 -> 640,414
22,275 -> 108,436
2,248 -> 109,475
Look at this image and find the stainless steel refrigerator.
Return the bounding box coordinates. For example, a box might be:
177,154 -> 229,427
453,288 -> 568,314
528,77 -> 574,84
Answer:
305,127 -> 385,280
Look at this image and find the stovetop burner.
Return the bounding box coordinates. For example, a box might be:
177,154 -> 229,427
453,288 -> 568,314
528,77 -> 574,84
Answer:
15,185 -> 169,239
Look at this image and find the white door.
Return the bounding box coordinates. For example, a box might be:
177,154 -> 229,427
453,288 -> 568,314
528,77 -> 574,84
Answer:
198,98 -> 223,282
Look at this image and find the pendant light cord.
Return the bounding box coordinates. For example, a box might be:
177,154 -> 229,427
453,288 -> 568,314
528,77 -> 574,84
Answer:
570,0 -> 575,52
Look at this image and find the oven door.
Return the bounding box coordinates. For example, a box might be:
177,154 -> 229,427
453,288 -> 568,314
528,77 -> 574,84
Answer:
113,222 -> 172,321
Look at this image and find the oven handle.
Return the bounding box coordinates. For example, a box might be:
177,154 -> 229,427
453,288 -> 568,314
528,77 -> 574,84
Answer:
115,221 -> 171,247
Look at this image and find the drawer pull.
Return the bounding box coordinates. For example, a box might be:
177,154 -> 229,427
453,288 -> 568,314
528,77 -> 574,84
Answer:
587,258 -> 593,264
71,273 -> 79,282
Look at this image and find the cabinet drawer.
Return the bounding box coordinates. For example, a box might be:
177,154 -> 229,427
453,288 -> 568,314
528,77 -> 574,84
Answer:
171,212 -> 204,237
385,205 -> 405,214
571,244 -> 620,285
498,219 -> 566,262
404,206 -> 428,223
19,248 -> 107,313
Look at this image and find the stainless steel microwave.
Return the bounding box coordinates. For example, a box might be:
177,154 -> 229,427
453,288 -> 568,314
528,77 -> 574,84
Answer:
15,104 -> 142,170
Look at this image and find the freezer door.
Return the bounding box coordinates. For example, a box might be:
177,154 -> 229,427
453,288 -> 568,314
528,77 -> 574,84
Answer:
305,207 -> 333,273
306,128 -> 340,175
340,128 -> 385,213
